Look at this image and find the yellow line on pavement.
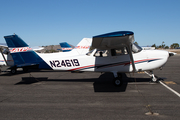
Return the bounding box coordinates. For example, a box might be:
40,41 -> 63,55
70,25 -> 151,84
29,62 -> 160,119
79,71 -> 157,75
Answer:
163,81 -> 176,84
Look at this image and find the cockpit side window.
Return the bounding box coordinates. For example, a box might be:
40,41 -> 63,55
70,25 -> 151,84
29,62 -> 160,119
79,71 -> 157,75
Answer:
94,50 -> 108,57
92,47 -> 129,57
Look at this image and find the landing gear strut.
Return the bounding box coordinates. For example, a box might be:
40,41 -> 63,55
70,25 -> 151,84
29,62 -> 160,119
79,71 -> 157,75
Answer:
112,72 -> 123,87
144,71 -> 160,83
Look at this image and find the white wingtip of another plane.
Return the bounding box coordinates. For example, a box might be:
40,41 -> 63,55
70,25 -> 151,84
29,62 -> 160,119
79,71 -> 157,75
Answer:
169,52 -> 177,56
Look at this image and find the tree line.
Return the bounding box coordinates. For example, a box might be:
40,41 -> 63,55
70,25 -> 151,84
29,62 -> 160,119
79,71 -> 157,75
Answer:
151,42 -> 179,49
135,42 -> 179,49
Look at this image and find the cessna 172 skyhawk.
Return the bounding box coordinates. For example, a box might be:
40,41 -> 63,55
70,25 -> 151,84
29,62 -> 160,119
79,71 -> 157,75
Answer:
4,31 -> 170,86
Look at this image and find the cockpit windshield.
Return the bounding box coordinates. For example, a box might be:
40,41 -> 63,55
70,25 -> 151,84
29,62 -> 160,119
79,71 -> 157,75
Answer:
132,43 -> 142,53
86,49 -> 95,56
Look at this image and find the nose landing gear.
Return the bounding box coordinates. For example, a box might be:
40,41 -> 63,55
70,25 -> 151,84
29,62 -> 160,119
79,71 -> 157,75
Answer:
144,71 -> 162,83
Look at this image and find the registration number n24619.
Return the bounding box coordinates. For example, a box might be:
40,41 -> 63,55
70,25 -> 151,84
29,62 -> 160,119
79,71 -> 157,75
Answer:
49,59 -> 80,67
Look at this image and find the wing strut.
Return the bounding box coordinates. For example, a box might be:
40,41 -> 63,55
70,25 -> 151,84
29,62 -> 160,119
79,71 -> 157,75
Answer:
127,44 -> 136,72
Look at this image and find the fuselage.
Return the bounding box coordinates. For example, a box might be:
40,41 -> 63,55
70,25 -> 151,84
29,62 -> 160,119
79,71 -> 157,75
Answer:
37,49 -> 169,73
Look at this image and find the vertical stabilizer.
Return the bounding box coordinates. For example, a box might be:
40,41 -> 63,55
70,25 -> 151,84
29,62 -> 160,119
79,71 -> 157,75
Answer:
59,42 -> 72,52
4,34 -> 51,69
72,38 -> 92,54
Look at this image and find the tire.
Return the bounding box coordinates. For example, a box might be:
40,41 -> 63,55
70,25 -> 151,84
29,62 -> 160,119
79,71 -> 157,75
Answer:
113,77 -> 123,87
11,68 -> 17,74
151,75 -> 158,82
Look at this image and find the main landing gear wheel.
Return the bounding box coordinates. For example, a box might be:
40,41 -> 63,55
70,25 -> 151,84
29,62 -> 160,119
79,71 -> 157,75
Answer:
113,77 -> 123,87
11,68 -> 17,74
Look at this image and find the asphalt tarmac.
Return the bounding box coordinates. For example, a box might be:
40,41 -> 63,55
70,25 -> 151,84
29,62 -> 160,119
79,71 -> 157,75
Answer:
0,55 -> 180,120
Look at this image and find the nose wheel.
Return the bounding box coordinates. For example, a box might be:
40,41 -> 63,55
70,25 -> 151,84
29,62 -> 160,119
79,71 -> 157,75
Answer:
144,71 -> 162,83
151,75 -> 158,82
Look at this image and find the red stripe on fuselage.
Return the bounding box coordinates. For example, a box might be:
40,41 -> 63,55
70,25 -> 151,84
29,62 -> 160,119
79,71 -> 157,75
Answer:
68,58 -> 160,71
68,65 -> 95,71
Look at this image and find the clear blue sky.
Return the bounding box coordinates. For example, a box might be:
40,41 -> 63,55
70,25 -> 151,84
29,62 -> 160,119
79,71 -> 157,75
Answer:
0,0 -> 180,47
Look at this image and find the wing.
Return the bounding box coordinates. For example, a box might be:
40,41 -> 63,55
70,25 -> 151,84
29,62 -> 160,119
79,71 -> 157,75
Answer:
92,31 -> 134,50
92,31 -> 136,72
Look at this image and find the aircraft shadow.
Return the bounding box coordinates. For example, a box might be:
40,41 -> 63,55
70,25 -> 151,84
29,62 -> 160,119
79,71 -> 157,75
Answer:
0,69 -> 83,76
14,72 -> 154,92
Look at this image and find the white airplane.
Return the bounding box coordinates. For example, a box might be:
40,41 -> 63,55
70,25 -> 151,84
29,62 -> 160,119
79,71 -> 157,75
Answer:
59,38 -> 92,53
4,31 -> 171,86
0,44 -> 8,66
0,43 -> 14,66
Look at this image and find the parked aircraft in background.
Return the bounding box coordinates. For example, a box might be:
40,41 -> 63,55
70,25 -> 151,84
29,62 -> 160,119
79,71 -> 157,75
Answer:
0,43 -> 14,66
4,31 -> 172,86
59,42 -> 73,52
59,38 -> 92,53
